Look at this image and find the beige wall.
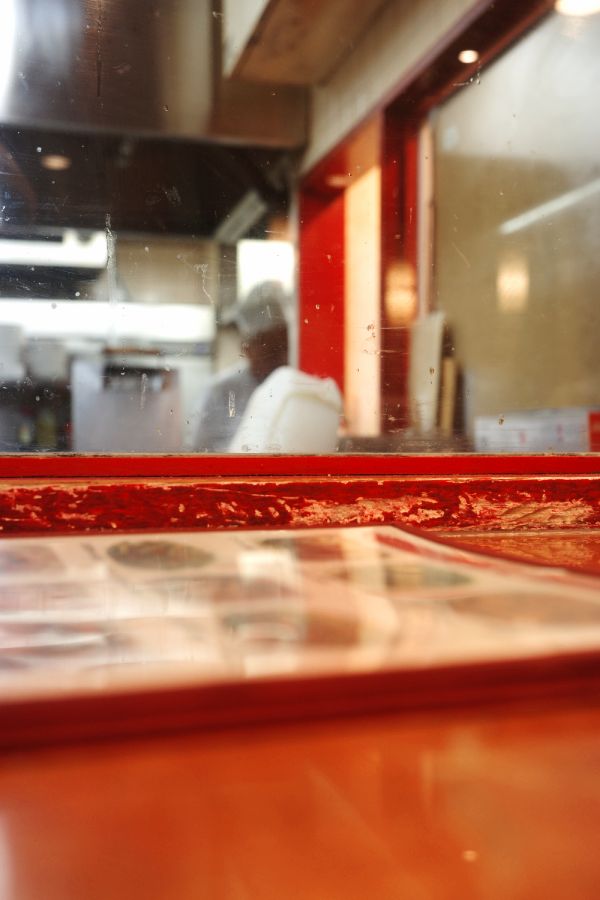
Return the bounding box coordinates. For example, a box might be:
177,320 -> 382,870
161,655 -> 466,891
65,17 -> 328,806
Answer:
433,11 -> 600,427
344,164 -> 381,435
302,0 -> 477,173
116,237 -> 221,307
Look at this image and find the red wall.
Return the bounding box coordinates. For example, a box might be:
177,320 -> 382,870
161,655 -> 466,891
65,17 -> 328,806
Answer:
298,190 -> 345,393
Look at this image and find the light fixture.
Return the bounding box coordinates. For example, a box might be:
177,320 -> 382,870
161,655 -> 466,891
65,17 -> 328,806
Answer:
40,154 -> 71,171
213,189 -> 268,243
496,252 -> 529,313
325,174 -> 353,189
0,229 -> 107,268
499,176 -> 600,235
458,49 -> 479,64
0,299 -> 215,343
384,261 -> 417,325
555,0 -> 600,15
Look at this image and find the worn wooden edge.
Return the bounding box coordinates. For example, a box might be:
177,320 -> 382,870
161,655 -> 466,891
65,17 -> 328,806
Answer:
1,648 -> 599,753
0,472 -> 598,536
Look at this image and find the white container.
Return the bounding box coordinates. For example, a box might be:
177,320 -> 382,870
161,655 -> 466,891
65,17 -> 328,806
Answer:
0,324 -> 25,381
25,339 -> 69,382
229,366 -> 342,453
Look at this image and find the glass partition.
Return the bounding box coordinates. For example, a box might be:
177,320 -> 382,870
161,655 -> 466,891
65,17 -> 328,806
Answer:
0,1 -> 598,455
432,8 -> 600,453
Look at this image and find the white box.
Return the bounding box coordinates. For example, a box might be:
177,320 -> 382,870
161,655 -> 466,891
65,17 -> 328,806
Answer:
474,408 -> 598,452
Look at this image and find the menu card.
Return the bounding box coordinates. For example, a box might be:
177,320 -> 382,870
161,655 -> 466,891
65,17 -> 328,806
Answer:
1,525 -> 599,709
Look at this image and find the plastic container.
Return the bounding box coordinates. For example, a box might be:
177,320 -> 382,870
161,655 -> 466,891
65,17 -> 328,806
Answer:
229,366 -> 342,453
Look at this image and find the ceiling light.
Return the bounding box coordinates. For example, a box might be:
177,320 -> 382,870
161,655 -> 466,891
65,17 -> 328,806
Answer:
40,154 -> 71,171
555,0 -> 600,14
497,252 -> 529,313
0,229 -> 107,268
458,49 -> 479,64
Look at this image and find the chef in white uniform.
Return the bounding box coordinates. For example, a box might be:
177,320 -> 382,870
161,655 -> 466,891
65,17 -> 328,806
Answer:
195,282 -> 289,452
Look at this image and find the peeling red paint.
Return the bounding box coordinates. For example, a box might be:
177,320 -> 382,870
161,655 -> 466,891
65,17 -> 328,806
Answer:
0,475 -> 597,537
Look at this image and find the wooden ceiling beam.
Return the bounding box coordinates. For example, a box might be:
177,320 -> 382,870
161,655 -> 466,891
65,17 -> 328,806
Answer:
223,0 -> 390,86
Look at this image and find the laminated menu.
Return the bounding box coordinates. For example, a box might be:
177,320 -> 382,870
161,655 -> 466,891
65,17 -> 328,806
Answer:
0,526 -> 599,746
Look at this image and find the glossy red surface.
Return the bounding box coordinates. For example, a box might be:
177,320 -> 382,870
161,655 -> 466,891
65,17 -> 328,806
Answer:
0,484 -> 597,896
444,530 -> 600,578
0,453 -> 598,478
1,694 -> 599,900
4,648 -> 600,753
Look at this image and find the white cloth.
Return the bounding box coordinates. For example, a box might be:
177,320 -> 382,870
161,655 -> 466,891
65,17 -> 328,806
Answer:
195,362 -> 258,452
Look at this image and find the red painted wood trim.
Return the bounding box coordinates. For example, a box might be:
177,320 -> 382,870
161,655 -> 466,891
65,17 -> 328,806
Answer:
0,454 -> 597,479
0,474 -> 598,536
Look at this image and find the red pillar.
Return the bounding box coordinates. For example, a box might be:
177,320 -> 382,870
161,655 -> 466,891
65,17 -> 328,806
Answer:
298,189 -> 345,393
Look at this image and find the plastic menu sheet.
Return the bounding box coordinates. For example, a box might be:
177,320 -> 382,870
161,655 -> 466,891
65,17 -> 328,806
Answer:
0,525 -> 599,709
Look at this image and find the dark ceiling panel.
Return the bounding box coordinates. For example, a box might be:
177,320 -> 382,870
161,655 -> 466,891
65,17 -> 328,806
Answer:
0,126 -> 288,236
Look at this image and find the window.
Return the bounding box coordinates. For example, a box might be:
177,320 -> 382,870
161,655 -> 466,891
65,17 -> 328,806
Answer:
0,0 -> 598,471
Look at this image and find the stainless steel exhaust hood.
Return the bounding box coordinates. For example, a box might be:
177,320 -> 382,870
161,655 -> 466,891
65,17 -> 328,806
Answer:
0,0 -> 306,147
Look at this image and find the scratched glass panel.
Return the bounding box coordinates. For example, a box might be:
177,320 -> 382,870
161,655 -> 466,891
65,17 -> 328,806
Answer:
0,1 -> 597,454
431,8 -> 600,454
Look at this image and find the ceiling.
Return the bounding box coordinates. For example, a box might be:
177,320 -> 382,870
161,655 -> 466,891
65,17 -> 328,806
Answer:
0,125 -> 289,238
0,0 -> 403,243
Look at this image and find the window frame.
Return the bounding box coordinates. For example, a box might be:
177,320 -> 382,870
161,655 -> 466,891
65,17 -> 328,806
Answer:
0,454 -> 597,479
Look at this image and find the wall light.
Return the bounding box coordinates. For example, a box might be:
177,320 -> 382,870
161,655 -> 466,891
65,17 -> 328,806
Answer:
325,174 -> 353,189
458,49 -> 479,64
384,260 -> 417,325
497,252 -> 529,313
41,154 -> 71,171
555,0 -> 600,15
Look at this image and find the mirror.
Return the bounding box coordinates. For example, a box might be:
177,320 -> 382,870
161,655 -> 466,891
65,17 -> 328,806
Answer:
0,0 -> 598,454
